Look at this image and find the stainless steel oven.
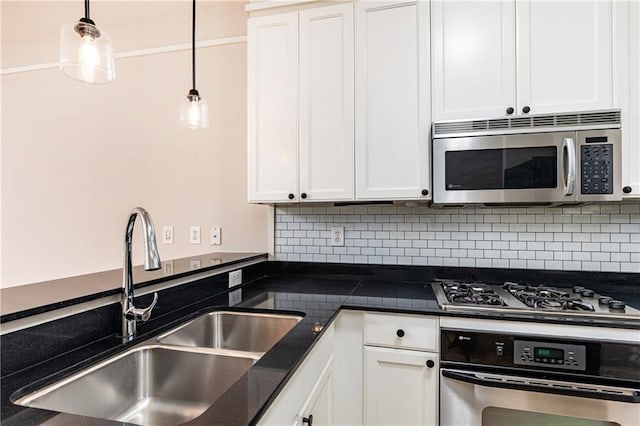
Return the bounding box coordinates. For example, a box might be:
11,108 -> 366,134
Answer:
440,322 -> 640,426
432,110 -> 622,205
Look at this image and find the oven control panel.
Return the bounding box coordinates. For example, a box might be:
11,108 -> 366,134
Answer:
514,340 -> 586,371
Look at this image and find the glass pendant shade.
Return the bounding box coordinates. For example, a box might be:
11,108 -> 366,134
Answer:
59,20 -> 115,84
179,91 -> 209,129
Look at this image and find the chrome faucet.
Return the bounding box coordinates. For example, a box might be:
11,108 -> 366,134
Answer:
121,207 -> 161,341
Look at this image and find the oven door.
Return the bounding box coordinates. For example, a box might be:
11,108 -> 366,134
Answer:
440,369 -> 640,426
433,132 -> 576,205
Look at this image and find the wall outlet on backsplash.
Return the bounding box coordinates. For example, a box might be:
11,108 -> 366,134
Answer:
229,270 -> 242,287
330,226 -> 345,246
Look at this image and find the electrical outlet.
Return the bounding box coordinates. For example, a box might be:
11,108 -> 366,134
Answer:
189,226 -> 201,244
211,227 -> 221,245
228,288 -> 242,306
162,226 -> 174,244
330,226 -> 344,246
229,270 -> 242,287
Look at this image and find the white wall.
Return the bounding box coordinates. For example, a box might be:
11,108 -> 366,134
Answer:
1,1 -> 271,288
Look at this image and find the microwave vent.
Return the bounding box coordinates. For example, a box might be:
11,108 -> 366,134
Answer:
433,110 -> 621,137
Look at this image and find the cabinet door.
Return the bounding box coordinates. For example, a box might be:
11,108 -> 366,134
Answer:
248,12 -> 299,203
355,1 -> 430,200
364,346 -> 438,426
296,356 -> 334,426
624,0 -> 640,197
516,0 -> 614,115
299,4 -> 354,202
431,0 -> 516,120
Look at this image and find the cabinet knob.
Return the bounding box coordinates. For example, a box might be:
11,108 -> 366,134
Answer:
301,193 -> 307,199
426,360 -> 435,368
506,107 -> 515,115
421,189 -> 429,196
522,106 -> 531,114
303,415 -> 313,425
623,186 -> 632,194
288,193 -> 295,200
396,329 -> 405,338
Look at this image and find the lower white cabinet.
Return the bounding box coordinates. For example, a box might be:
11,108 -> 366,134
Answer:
258,325 -> 335,426
364,346 -> 438,426
296,356 -> 334,426
258,312 -> 439,426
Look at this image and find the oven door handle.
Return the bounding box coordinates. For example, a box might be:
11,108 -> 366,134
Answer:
441,369 -> 640,403
562,137 -> 576,196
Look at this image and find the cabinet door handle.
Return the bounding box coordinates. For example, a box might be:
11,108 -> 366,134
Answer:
303,415 -> 313,425
396,329 -> 405,337
426,359 -> 435,368
288,193 -> 295,200
522,105 -> 531,114
301,193 -> 307,199
506,107 -> 515,115
421,189 -> 429,196
623,186 -> 632,194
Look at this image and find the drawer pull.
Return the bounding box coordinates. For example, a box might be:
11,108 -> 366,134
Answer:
303,415 -> 313,425
396,329 -> 405,338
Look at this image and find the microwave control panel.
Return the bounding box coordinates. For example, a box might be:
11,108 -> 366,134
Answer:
581,139 -> 613,195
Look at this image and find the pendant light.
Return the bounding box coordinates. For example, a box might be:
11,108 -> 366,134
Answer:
59,0 -> 115,84
179,0 -> 209,129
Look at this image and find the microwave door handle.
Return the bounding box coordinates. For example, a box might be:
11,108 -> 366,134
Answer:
562,137 -> 576,196
441,369 -> 640,403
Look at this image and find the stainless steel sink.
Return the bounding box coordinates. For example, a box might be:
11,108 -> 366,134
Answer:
13,310 -> 303,425
14,345 -> 257,425
156,311 -> 303,354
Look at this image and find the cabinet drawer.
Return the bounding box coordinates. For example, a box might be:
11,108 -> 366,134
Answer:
364,313 -> 438,352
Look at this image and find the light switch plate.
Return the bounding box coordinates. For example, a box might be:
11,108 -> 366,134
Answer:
162,226 -> 174,244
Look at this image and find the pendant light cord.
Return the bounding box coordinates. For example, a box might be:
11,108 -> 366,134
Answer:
191,0 -> 196,92
84,0 -> 90,19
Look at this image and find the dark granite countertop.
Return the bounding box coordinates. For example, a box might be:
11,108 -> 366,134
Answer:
0,252 -> 267,322
2,261 -> 639,425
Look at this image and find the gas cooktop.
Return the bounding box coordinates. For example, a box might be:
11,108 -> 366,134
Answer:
432,279 -> 640,321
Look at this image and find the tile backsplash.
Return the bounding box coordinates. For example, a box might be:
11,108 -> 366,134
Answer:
274,203 -> 640,273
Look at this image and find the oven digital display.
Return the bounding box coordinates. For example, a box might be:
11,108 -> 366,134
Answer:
534,347 -> 564,361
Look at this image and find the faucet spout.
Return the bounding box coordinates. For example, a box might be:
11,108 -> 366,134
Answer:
122,207 -> 161,341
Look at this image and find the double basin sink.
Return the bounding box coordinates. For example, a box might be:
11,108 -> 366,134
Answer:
13,311 -> 303,425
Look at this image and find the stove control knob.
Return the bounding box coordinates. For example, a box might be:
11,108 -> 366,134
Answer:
608,300 -> 626,311
572,286 -> 585,294
581,289 -> 594,298
598,296 -> 612,305
396,329 -> 405,338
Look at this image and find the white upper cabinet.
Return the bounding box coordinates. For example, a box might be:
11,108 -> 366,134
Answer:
432,0 -> 616,120
248,4 -> 354,203
516,0 -> 613,115
248,12 -> 299,203
623,0 -> 640,197
355,1 -> 431,200
431,0 -> 516,120
299,4 -> 355,202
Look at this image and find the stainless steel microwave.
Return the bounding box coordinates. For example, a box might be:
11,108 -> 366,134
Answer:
432,111 -> 622,205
